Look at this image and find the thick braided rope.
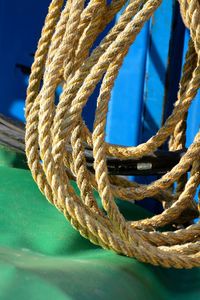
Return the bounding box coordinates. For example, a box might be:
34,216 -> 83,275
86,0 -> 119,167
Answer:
25,0 -> 200,268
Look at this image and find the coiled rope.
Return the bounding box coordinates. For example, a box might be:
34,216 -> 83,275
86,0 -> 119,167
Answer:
25,0 -> 200,268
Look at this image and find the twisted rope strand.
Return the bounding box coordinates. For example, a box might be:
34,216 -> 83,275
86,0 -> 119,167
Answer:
25,0 -> 200,268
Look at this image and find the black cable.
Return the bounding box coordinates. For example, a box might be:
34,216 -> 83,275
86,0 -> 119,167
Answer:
0,114 -> 186,176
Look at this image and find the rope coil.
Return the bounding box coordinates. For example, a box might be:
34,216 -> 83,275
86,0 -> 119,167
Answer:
25,0 -> 200,268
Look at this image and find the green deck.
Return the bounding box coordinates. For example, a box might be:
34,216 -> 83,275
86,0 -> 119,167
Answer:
0,148 -> 200,300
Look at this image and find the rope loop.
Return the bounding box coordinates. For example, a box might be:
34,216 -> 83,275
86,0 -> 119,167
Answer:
25,0 -> 200,268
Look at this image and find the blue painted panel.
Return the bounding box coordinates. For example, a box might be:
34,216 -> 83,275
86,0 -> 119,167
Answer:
106,21 -> 149,146
106,0 -> 182,147
0,0 -> 50,122
187,89 -> 200,146
0,0 -> 114,130
183,30 -> 200,148
141,0 -> 181,142
162,3 -> 185,123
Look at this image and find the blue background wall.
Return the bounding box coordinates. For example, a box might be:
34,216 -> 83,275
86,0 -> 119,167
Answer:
0,0 -> 50,121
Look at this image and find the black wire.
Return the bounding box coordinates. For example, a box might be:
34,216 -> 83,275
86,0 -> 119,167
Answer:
0,114 -> 186,176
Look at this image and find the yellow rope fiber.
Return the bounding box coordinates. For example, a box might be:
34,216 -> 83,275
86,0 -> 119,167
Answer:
25,0 -> 200,268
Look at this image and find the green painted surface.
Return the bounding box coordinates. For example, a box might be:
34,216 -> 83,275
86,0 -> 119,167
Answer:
0,146 -> 27,169
0,149 -> 200,300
